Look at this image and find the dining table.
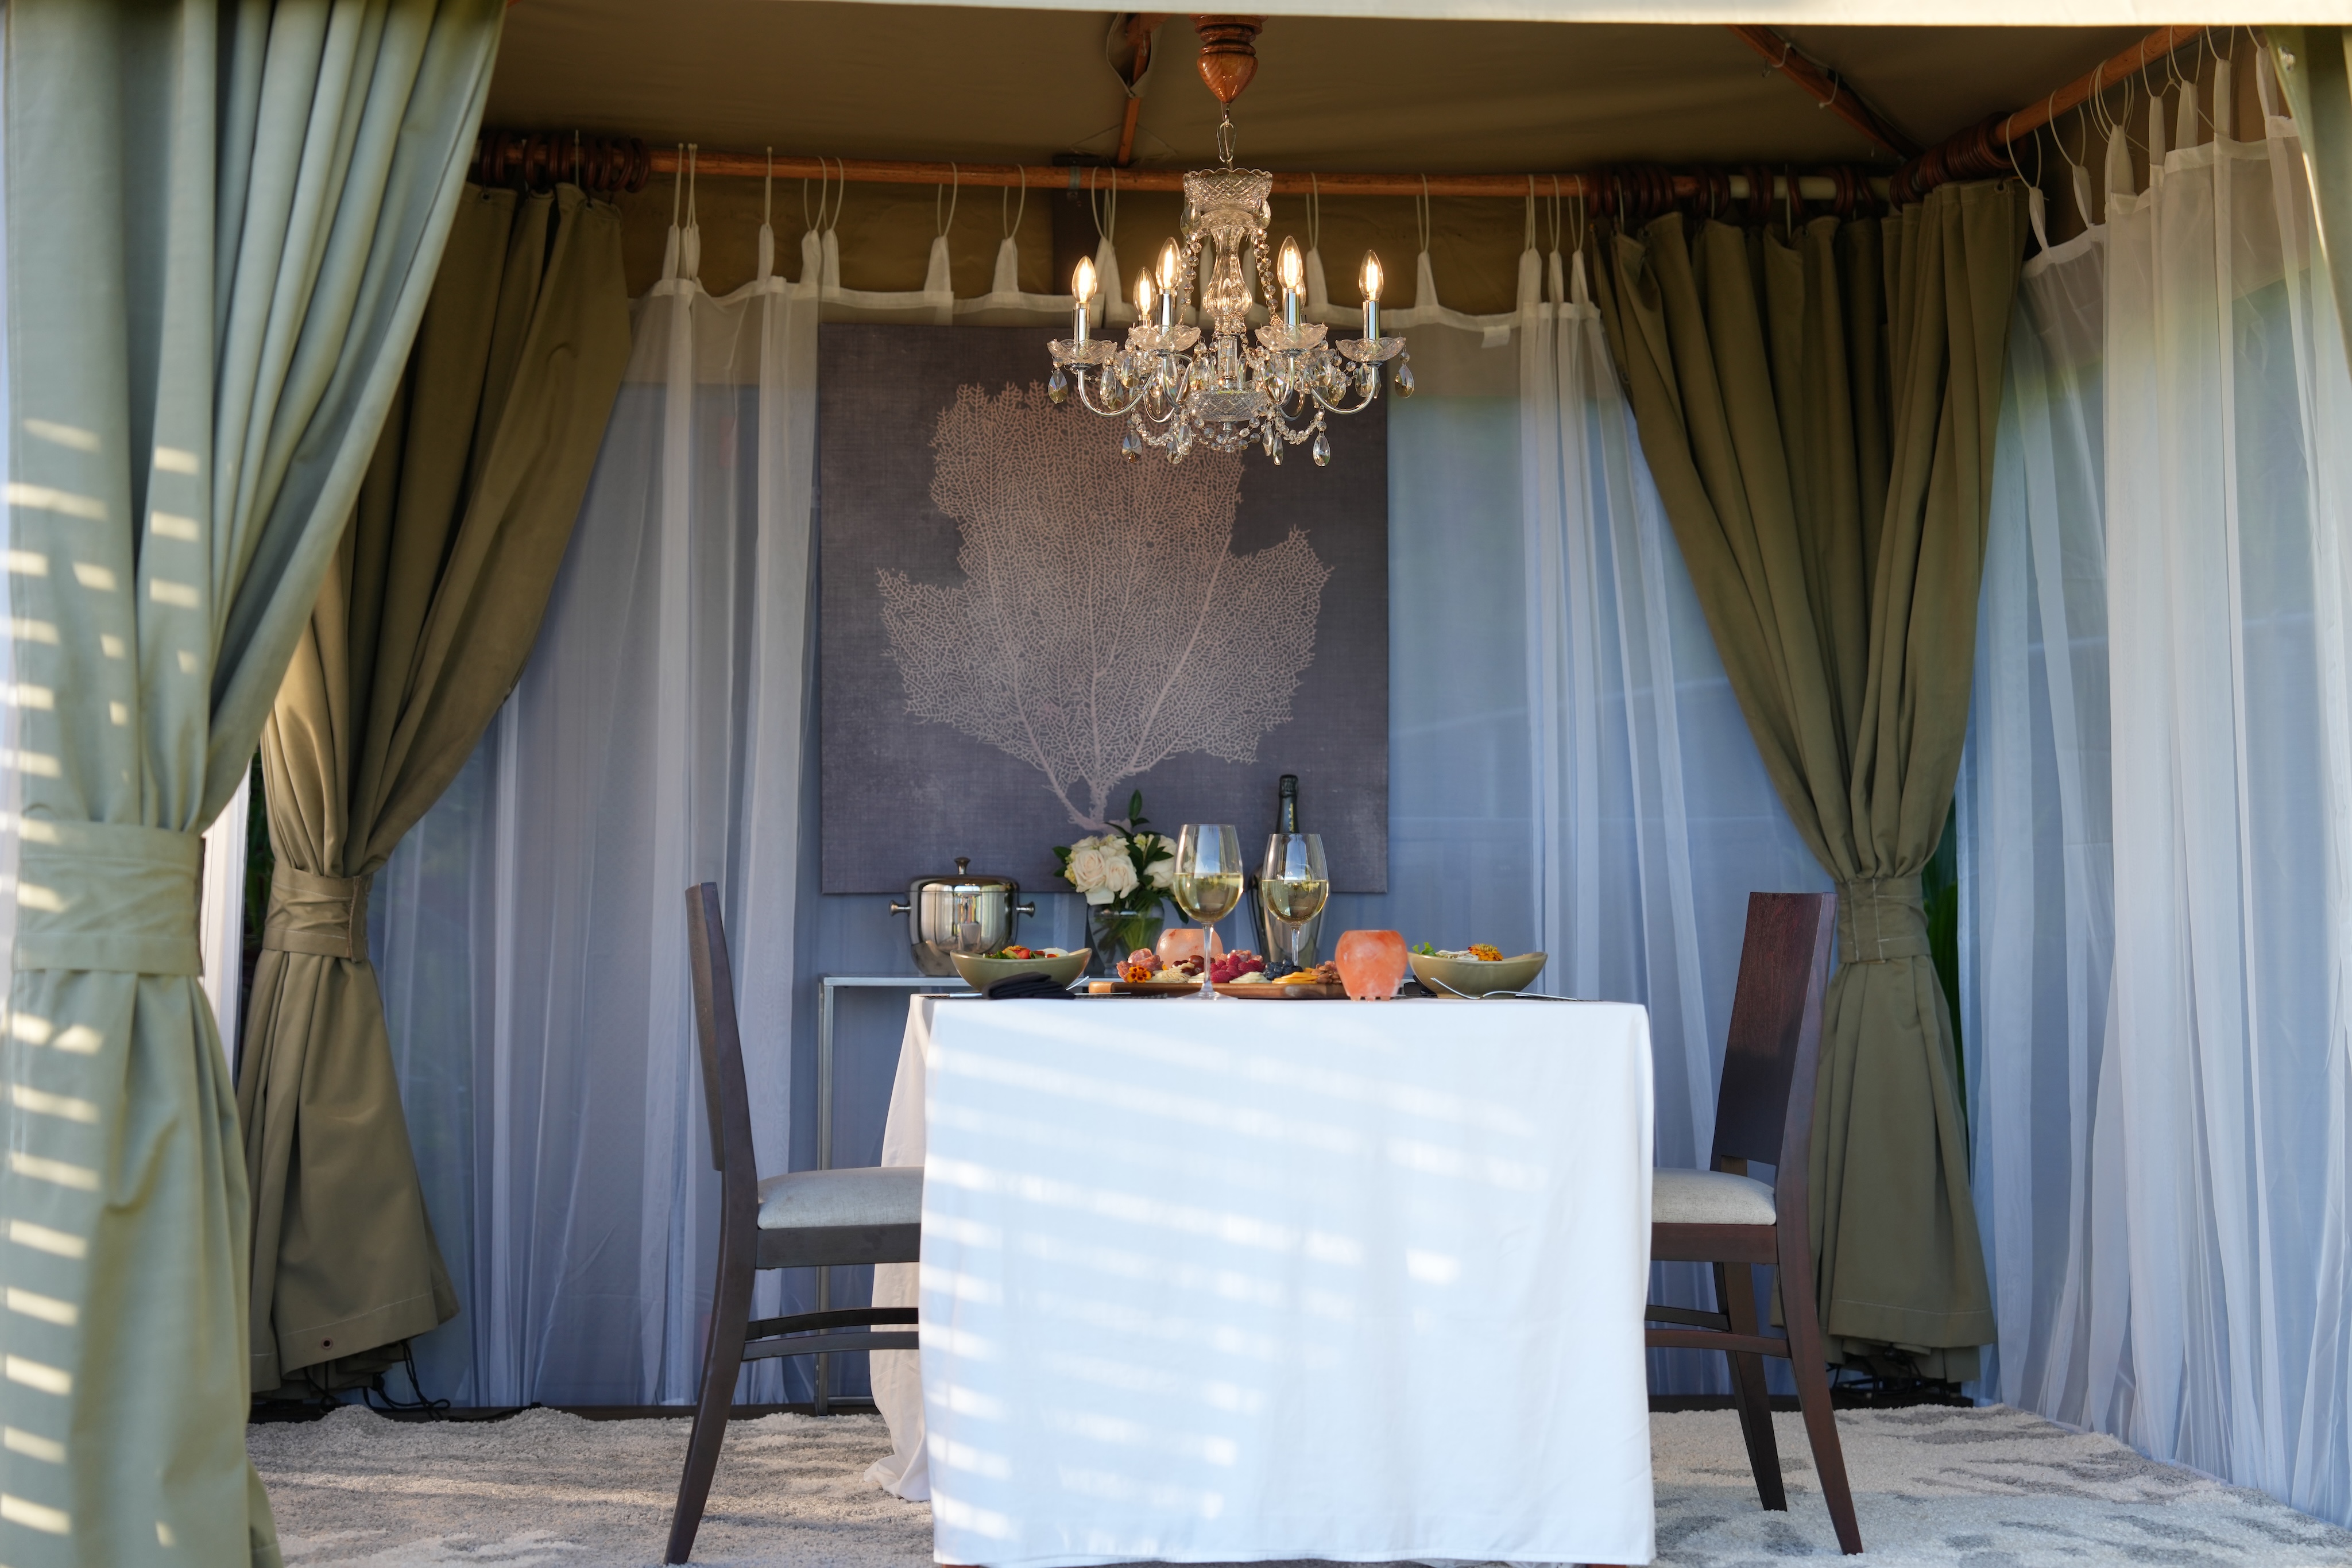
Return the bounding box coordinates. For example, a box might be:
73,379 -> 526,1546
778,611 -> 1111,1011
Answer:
861,991 -> 1658,1568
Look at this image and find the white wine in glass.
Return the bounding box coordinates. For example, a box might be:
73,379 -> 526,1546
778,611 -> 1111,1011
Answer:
1173,824 -> 1244,998
1173,870 -> 1244,922
1259,833 -> 1329,927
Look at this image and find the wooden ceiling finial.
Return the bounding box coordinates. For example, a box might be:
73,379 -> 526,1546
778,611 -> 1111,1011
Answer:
1191,16 -> 1263,107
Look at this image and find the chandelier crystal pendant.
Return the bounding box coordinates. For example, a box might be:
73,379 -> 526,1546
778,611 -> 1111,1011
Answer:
1047,106 -> 1407,466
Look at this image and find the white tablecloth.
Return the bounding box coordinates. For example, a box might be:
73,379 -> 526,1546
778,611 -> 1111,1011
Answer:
865,994 -> 1656,1567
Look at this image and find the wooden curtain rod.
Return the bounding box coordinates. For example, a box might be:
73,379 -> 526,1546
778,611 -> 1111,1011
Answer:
1894,24 -> 2208,201
475,133 -> 1891,206
617,145 -> 1888,206
651,149 -> 1572,196
2001,24 -> 2210,147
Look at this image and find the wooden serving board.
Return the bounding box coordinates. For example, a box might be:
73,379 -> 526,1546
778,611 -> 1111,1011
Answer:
1217,982 -> 1349,1000
1094,980 -> 1349,998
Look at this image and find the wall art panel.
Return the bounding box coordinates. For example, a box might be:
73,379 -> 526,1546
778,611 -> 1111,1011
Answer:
819,324 -> 1388,893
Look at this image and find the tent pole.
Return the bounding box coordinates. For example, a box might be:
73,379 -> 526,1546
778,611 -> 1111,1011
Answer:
1725,25 -> 1919,160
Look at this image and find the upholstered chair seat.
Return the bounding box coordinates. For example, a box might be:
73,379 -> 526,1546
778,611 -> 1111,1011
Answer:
757,1167 -> 923,1231
1651,1167 -> 1778,1226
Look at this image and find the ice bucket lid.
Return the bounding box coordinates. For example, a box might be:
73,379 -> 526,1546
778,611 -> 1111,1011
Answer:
910,857 -> 1018,895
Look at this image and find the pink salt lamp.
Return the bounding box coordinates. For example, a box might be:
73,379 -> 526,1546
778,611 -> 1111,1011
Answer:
1334,930 -> 1409,1000
1156,927 -> 1227,966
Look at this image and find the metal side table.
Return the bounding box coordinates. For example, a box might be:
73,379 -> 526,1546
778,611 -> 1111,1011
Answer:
812,974 -> 972,1413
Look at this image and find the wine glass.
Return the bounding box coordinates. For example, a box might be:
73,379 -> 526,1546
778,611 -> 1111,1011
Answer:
1173,824 -> 1244,1000
1259,833 -> 1329,973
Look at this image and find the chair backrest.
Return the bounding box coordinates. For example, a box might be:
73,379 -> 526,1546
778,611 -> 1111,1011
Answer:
684,885 -> 760,1210
1709,891 -> 1838,1171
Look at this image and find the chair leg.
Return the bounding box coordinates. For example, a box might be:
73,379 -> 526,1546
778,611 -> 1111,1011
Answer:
1776,1228 -> 1862,1555
668,1242 -> 755,1564
1716,1261 -> 1786,1512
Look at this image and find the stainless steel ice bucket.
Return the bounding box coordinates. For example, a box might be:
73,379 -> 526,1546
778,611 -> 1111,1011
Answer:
889,858 -> 1037,976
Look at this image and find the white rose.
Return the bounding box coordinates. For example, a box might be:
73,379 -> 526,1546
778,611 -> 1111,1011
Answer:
1067,842 -> 1113,897
1100,854 -> 1139,899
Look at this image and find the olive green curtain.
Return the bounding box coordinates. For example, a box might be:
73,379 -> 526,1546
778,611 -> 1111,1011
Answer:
2276,29 -> 2352,372
0,3 -> 501,1564
1593,181 -> 2026,1380
238,183 -> 629,1394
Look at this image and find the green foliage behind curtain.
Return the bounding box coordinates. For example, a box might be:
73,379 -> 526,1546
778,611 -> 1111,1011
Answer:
2274,29 -> 2352,372
1918,815 -> 1965,1120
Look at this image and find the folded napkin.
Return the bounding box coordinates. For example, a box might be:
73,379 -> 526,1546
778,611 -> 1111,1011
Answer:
982,971 -> 1077,1000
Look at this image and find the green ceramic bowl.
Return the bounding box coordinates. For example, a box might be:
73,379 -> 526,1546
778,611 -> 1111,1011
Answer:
950,950 -> 1092,991
1409,951 -> 1548,998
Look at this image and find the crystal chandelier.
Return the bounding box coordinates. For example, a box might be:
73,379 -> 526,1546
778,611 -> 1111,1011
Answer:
1046,44 -> 1407,467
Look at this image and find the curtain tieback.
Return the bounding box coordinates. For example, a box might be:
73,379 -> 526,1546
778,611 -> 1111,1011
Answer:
13,820 -> 203,975
1833,874 -> 1930,964
262,868 -> 373,962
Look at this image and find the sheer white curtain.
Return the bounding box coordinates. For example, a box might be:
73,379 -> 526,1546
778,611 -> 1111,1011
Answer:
1959,211 -> 2115,1423
1518,242 -> 1826,1393
1963,68 -> 2352,1523
1319,321 -> 1534,950
198,775 -> 247,1053
376,210 -> 818,1406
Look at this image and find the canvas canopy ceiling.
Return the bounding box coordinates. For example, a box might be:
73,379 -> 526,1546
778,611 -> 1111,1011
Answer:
492,2 -> 2175,175
842,0 -> 2334,20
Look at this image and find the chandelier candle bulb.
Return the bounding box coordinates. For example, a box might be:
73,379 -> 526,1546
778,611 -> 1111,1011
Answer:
1158,240 -> 1183,329
1361,251 -> 1384,340
1071,255 -> 1097,346
1279,237 -> 1303,329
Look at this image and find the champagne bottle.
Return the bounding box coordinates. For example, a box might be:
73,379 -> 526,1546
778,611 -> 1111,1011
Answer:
1256,774 -> 1325,970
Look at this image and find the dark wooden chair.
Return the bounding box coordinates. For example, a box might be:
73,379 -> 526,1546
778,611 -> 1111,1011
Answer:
1646,891 -> 1861,1555
668,883 -> 923,1564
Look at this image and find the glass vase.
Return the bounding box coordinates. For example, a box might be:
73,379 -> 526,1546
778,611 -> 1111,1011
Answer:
1090,907 -> 1165,977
